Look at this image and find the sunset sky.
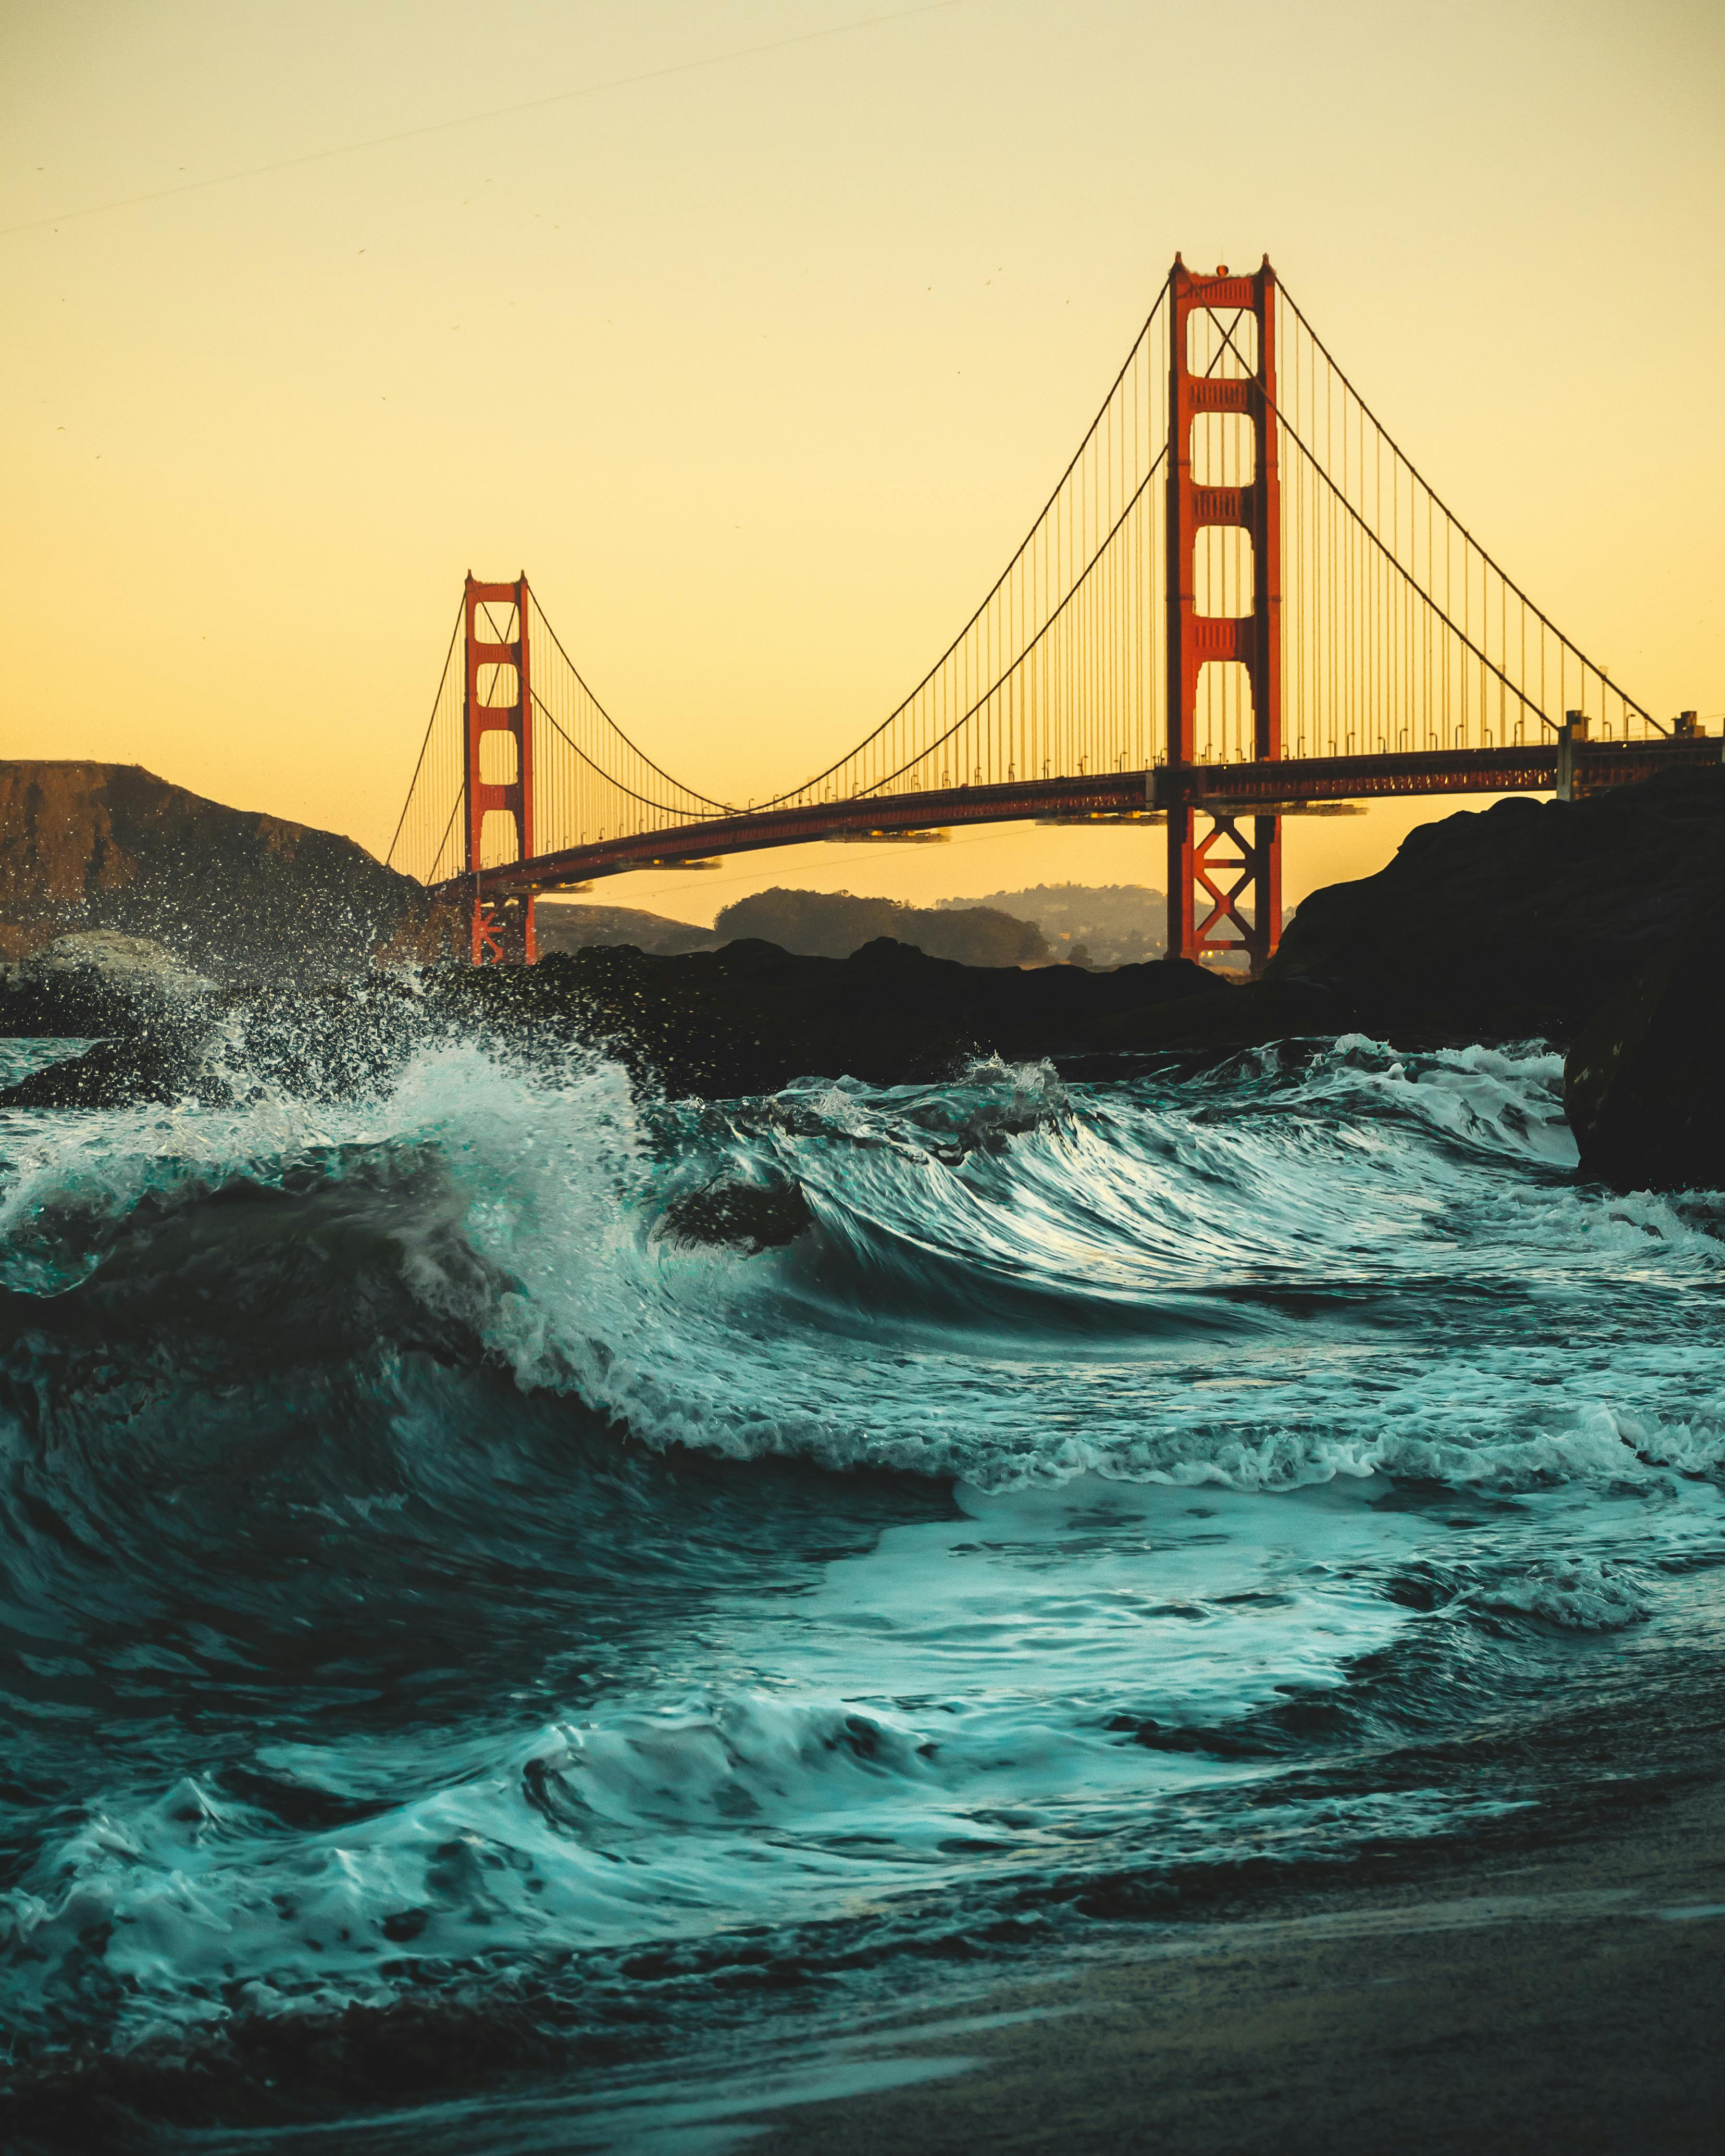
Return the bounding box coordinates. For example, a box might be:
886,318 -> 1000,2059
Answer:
4,0 -> 1721,924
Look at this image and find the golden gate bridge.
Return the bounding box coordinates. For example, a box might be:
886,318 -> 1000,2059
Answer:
387,257 -> 1715,971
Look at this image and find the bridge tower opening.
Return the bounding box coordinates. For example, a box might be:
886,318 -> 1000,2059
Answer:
1165,257 -> 1282,974
463,574 -> 536,965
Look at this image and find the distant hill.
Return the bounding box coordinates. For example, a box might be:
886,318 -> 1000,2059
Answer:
536,901 -> 718,956
714,888 -> 1051,967
0,761 -> 448,979
938,883 -> 1168,967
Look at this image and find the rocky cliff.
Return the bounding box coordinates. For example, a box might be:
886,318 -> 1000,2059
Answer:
1269,771 -> 1725,1035
0,761 -> 446,978
1561,892 -> 1725,1192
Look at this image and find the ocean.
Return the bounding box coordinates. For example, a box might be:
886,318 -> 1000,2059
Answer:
2,1027 -> 1723,2149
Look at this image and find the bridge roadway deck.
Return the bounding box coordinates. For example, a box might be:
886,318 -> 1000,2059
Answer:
455,737 -> 1720,899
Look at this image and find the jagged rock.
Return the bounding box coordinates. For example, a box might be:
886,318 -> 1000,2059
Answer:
1562,898 -> 1725,1191
0,1032 -> 228,1112
18,929 -> 202,982
658,1178 -> 815,1251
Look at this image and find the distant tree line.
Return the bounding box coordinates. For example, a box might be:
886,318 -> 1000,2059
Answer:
936,883 -> 1169,967
714,889 -> 1051,966
540,882 -> 1183,971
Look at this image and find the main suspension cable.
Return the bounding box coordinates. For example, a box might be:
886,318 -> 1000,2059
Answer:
1275,281 -> 1659,731
385,600 -> 463,870
748,272 -> 1176,809
1210,310 -> 1654,734
855,443 -> 1168,796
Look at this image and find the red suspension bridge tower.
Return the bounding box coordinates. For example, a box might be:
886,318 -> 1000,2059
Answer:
463,573 -> 536,965
1165,257 -> 1282,970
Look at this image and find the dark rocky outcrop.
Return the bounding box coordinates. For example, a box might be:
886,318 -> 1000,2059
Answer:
657,1177 -> 816,1251
0,928 -> 220,1041
0,940 -> 1224,1112
1271,772 -> 1725,1033
19,928 -> 201,984
433,938 -> 1222,1098
1095,769 -> 1725,1055
0,1031 -> 222,1111
0,761 -> 450,980
1562,895 -> 1725,1191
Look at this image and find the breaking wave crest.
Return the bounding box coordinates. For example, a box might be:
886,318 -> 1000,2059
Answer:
4,1029 -> 1724,1497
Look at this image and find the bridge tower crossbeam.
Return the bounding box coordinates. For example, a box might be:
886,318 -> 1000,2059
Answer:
1165,257 -> 1282,972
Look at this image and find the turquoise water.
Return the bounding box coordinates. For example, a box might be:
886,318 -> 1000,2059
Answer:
2,1029 -> 1722,2147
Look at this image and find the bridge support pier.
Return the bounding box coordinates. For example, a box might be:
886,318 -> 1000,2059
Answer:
471,886 -> 535,965
1167,807 -> 1281,976
1164,257 -> 1283,978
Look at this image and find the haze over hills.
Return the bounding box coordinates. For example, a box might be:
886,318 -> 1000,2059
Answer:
495,887 -> 1185,971
937,884 -> 1169,968
535,902 -> 719,957
539,886 -> 1189,970
712,888 -> 1051,966
540,891 -> 1060,967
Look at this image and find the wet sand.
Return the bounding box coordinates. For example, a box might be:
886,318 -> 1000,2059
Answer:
737,1777 -> 1725,2156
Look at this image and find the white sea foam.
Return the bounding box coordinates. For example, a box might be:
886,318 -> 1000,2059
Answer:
0,1028 -> 1718,1498
0,1479 -> 1431,2040
1469,1555 -> 1651,1630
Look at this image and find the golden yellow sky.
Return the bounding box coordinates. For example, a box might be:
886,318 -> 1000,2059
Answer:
4,0 -> 1721,922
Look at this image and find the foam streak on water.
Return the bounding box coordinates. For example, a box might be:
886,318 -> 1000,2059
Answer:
0,1028 -> 1722,2132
